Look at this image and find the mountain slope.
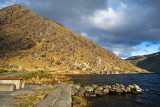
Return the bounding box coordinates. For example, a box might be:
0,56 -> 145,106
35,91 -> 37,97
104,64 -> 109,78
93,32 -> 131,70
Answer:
126,52 -> 160,73
0,5 -> 149,74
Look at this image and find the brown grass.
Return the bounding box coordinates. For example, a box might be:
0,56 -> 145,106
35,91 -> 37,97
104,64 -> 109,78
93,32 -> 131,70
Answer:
72,96 -> 88,107
12,86 -> 55,106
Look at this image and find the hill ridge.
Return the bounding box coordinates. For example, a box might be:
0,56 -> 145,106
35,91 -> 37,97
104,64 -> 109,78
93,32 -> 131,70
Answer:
126,51 -> 160,73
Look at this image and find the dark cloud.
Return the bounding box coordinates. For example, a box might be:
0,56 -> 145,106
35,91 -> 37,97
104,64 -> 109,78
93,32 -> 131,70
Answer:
21,0 -> 107,28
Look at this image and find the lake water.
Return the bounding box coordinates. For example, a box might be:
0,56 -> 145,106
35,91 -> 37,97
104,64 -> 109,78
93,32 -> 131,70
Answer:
67,74 -> 160,107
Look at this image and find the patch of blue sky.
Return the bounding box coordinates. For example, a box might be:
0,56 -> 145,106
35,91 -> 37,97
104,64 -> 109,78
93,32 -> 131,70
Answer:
131,41 -> 160,56
110,2 -> 119,11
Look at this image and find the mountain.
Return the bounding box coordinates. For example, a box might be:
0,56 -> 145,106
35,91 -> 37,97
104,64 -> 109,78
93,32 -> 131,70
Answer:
0,5 -> 149,74
126,52 -> 160,73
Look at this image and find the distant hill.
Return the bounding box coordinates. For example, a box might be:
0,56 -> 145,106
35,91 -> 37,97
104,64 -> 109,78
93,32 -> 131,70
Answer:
126,52 -> 160,73
0,5 -> 149,74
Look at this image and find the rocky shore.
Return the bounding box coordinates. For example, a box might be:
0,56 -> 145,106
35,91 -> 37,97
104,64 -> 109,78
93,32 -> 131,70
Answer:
70,83 -> 149,97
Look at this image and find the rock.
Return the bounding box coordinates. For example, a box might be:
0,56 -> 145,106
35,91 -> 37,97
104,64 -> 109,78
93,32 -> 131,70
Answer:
103,85 -> 111,89
115,88 -> 123,93
103,88 -> 109,94
128,85 -> 135,90
94,90 -> 105,96
143,89 -> 150,93
90,94 -> 97,97
71,84 -> 81,89
126,87 -> 131,93
85,91 -> 97,97
109,88 -> 115,93
84,85 -> 94,92
112,85 -> 116,88
133,84 -> 142,90
135,89 -> 143,93
96,86 -> 104,91
121,88 -> 127,93
133,84 -> 143,93
115,84 -> 121,88
75,87 -> 85,97
116,83 -> 120,87
92,84 -> 98,89
85,91 -> 91,97
120,84 -> 125,88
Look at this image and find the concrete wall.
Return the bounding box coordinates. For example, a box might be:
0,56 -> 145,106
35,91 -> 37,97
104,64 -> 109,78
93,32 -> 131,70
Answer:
0,80 -> 21,89
21,80 -> 25,88
0,84 -> 16,91
36,83 -> 71,107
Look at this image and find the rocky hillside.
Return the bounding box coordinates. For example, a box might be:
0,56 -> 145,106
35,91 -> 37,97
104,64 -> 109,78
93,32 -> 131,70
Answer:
0,5 -> 149,74
126,52 -> 160,73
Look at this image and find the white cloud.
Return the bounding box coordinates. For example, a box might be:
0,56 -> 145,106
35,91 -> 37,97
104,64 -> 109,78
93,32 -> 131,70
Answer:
87,2 -> 152,35
81,32 -> 88,37
88,2 -> 128,33
104,44 -> 139,58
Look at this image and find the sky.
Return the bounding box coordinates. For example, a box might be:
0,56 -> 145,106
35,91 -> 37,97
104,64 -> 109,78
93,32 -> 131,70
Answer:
0,0 -> 160,59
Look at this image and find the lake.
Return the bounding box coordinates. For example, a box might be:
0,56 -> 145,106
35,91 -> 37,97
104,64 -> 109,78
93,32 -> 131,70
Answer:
67,74 -> 160,107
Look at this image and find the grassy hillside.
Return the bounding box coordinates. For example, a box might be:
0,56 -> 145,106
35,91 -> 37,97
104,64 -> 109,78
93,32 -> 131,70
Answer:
0,5 -> 149,74
126,52 -> 160,73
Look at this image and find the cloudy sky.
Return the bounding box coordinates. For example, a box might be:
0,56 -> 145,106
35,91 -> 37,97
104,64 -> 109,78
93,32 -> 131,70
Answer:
1,0 -> 160,58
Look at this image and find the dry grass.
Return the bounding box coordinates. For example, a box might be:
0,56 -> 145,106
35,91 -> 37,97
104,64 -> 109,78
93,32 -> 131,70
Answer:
12,86 -> 55,107
72,96 -> 88,107
15,71 -> 71,84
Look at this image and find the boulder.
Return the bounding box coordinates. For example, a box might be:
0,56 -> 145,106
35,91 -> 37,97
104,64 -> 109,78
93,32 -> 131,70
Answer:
73,84 -> 81,89
85,91 -> 97,97
85,91 -> 91,97
133,84 -> 142,90
75,87 -> 85,97
92,84 -> 98,89
121,88 -> 127,93
94,90 -> 105,96
120,84 -> 125,88
84,91 -> 97,97
96,86 -> 104,91
126,87 -> 131,93
103,88 -> 109,94
112,85 -> 116,88
135,89 -> 143,93
115,83 -> 120,87
128,85 -> 135,90
103,85 -> 111,89
109,88 -> 115,93
115,88 -> 123,93
143,89 -> 150,93
133,84 -> 143,93
84,85 -> 94,92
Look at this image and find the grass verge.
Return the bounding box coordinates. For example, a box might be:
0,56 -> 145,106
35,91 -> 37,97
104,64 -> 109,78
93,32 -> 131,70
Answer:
72,96 -> 88,107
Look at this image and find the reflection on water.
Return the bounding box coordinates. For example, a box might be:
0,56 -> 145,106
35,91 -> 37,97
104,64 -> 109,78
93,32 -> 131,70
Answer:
67,74 -> 160,107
